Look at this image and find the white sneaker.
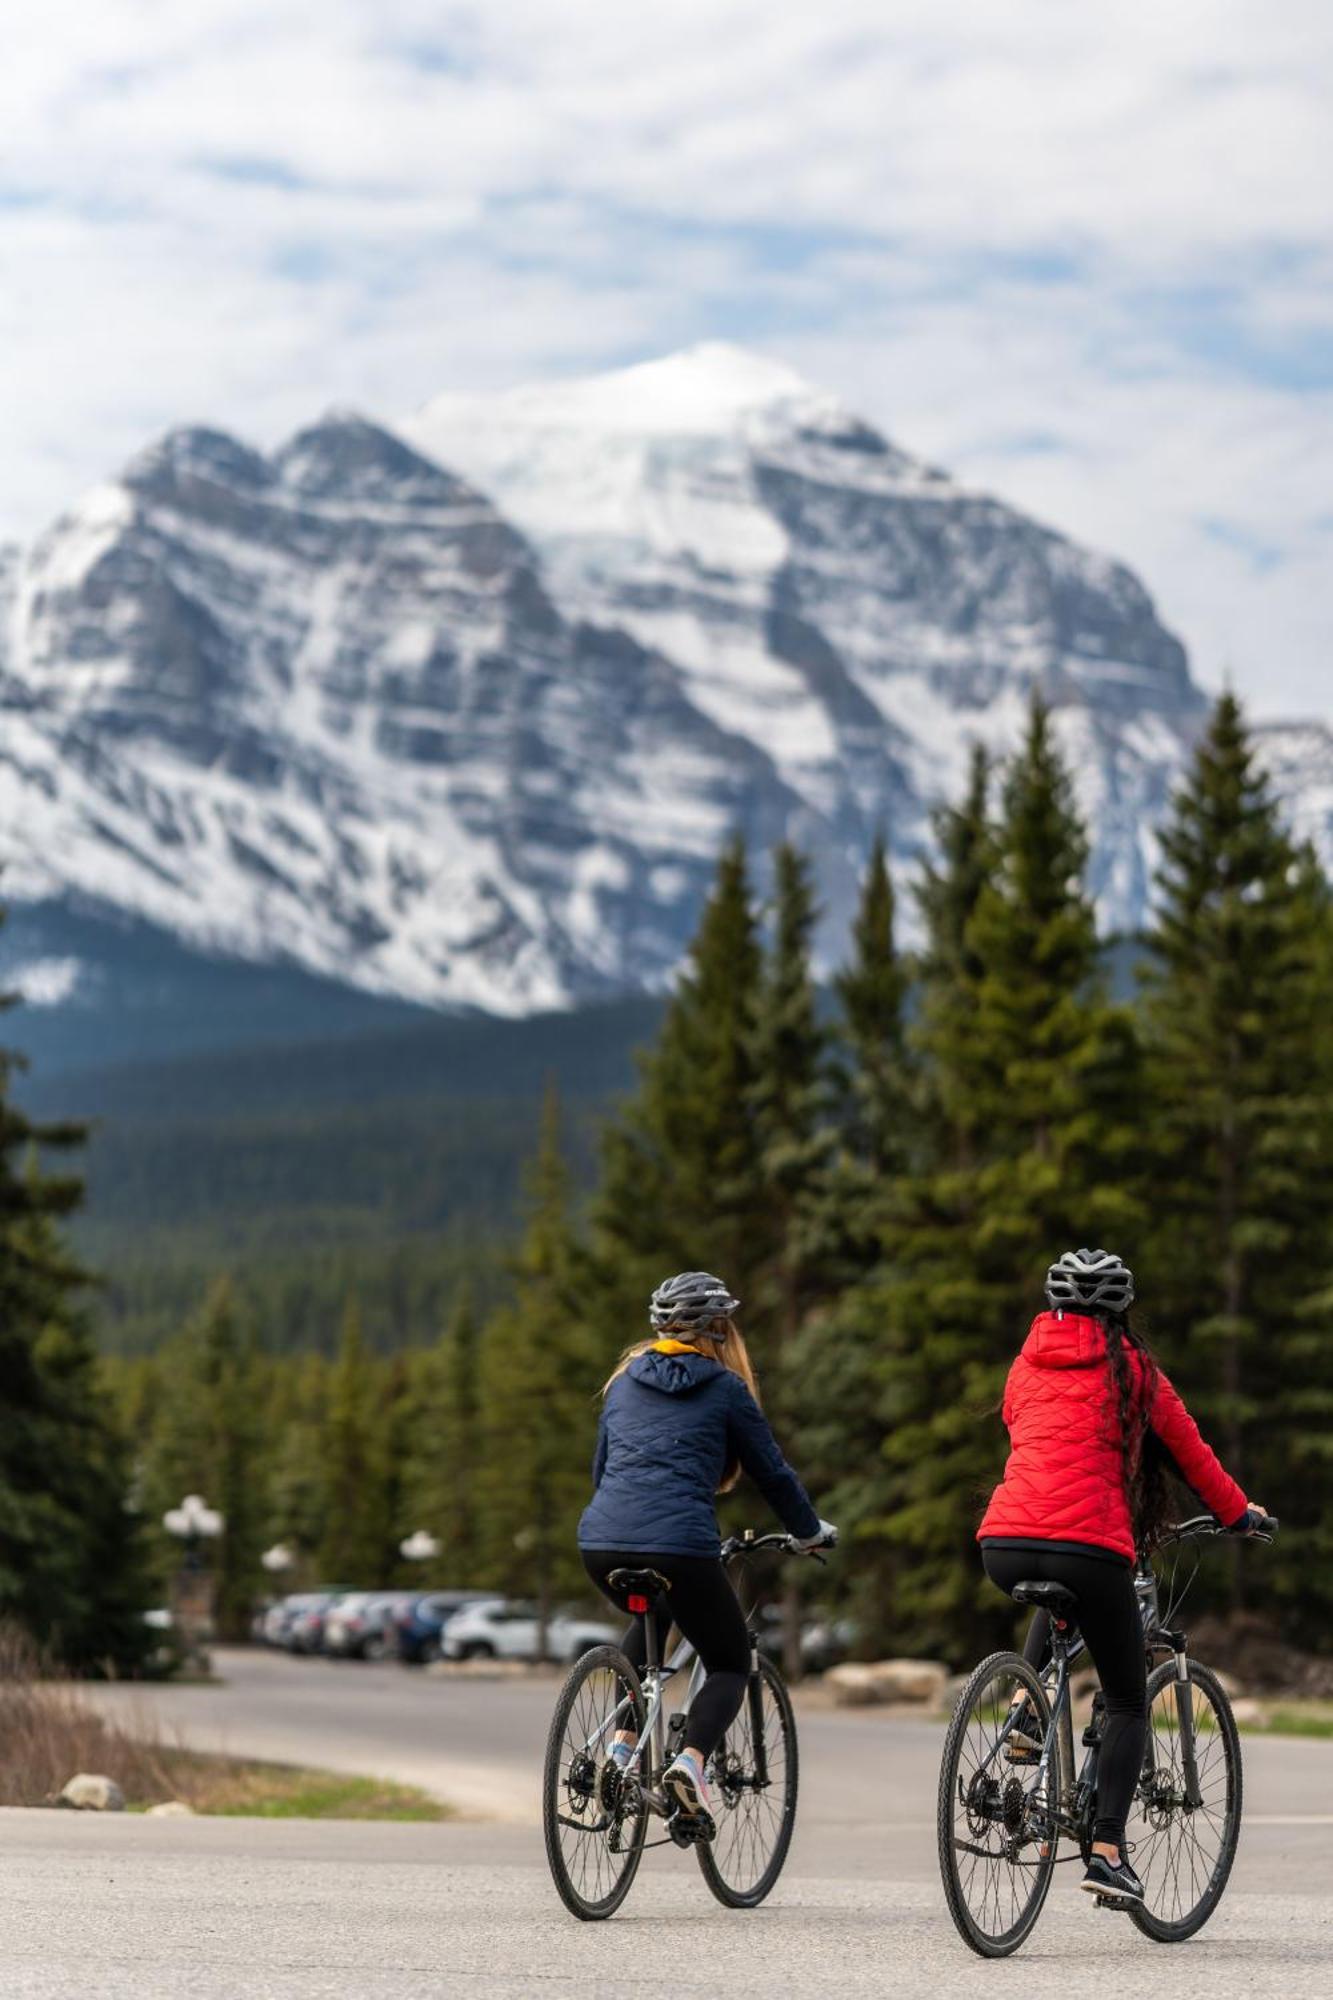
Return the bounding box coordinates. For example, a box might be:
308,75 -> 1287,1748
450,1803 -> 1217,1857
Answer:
664,1750 -> 713,1819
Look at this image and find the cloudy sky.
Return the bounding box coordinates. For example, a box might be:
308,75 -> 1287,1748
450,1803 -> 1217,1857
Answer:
3,2 -> 1329,714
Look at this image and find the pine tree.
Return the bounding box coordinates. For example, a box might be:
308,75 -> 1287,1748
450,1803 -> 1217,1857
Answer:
847,704 -> 1140,1658
590,835 -> 767,1335
834,831 -> 911,1187
1139,694 -> 1333,1620
402,1291 -> 482,1581
266,1351 -> 331,1572
317,1298 -> 394,1585
752,843 -> 834,1369
793,836 -> 914,1650
0,913 -> 150,1668
141,1279 -> 269,1640
474,1089 -> 596,1649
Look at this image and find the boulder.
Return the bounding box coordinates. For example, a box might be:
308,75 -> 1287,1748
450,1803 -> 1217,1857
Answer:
1229,1698 -> 1268,1728
60,1774 -> 125,1812
825,1659 -> 951,1707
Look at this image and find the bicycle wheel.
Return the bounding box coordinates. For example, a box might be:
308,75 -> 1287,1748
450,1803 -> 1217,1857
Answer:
1127,1658 -> 1241,1943
542,1644 -> 648,1920
938,1651 -> 1057,1957
696,1655 -> 799,1908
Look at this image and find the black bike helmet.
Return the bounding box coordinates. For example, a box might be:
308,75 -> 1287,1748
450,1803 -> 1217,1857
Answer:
1044,1247 -> 1135,1314
649,1271 -> 739,1336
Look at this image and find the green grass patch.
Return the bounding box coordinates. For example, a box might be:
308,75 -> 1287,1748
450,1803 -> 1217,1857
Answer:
1244,1704 -> 1333,1740
145,1750 -> 449,1821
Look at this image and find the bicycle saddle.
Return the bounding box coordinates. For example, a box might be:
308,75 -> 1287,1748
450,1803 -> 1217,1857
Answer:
1010,1580 -> 1078,1614
605,1566 -> 672,1603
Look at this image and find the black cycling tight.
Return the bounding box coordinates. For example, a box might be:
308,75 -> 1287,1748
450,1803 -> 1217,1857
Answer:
982,1542 -> 1147,1851
582,1549 -> 751,1760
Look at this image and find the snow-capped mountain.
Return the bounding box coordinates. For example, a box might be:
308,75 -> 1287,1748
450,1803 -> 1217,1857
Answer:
0,410 -> 807,1013
409,343 -> 1209,926
2,343 -> 1329,1023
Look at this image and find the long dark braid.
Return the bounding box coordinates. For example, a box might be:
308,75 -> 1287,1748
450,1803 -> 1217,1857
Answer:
1103,1311 -> 1172,1550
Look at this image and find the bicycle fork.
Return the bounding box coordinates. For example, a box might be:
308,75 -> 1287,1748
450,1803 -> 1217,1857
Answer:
1163,1631 -> 1203,1810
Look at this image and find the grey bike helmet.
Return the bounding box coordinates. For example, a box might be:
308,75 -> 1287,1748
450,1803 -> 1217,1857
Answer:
1045,1247 -> 1135,1314
649,1271 -> 739,1336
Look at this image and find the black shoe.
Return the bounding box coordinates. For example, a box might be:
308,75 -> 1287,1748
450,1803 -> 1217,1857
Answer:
1080,1854 -> 1145,1905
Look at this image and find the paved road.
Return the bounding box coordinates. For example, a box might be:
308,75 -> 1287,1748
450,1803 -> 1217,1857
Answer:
4,1649 -> 1327,1998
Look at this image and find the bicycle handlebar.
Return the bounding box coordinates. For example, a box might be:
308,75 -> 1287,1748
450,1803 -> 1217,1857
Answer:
719,1528 -> 839,1562
1150,1510 -> 1279,1552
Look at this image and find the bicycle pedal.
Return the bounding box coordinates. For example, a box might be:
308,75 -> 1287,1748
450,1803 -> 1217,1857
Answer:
1093,1894 -> 1127,1913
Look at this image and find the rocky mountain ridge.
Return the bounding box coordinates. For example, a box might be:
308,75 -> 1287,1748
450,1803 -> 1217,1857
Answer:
1,344 -> 1327,1021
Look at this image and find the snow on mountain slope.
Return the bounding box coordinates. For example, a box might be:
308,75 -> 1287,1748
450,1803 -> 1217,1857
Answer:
0,413 -> 807,1012
2,345 -> 1327,1023
410,343 -> 1205,926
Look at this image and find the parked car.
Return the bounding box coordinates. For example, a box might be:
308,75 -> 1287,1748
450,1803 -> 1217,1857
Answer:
324,1591 -> 421,1661
281,1590 -> 346,1654
393,1591 -> 490,1666
754,1606 -> 856,1674
441,1599 -> 618,1665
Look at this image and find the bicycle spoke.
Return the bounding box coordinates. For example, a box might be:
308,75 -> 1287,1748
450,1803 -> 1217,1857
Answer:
938,1654 -> 1055,1956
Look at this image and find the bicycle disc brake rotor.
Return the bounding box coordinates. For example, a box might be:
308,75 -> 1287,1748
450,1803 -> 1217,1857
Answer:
566,1751 -> 597,1813
964,1771 -> 1001,1838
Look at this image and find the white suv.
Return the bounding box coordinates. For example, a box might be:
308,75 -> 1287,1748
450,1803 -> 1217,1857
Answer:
441,1598 -> 618,1664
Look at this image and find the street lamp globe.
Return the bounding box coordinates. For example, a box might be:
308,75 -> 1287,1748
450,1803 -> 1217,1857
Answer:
400,1529 -> 441,1563
163,1494 -> 224,1541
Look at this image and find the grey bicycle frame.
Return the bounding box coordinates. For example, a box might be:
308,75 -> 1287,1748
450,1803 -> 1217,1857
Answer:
582,1633 -> 710,1814
979,1562 -> 1202,1837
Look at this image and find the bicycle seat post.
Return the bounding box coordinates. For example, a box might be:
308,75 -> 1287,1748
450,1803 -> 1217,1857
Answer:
627,1590 -> 658,1678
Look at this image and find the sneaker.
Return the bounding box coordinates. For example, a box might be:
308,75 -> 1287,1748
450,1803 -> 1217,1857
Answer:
1080,1854 -> 1145,1904
664,1750 -> 713,1820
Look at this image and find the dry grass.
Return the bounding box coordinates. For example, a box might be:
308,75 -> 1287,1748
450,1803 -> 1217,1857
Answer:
0,1627 -> 445,1817
0,1625 -> 181,1808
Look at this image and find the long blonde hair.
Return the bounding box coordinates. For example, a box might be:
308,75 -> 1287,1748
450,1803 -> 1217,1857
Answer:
602,1317 -> 758,1494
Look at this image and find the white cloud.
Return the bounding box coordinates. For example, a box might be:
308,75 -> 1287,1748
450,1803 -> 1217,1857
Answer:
1,2 -> 1329,713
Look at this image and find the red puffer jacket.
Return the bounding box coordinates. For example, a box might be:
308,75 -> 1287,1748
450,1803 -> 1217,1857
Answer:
978,1311 -> 1248,1561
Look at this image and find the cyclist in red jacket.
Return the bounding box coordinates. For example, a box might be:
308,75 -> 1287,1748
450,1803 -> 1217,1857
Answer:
978,1248 -> 1266,1907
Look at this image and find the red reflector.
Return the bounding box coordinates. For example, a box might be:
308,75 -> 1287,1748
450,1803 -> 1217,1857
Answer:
627,1594 -> 649,1614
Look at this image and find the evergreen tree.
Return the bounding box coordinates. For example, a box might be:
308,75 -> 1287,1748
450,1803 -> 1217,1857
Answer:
141,1279 -> 269,1640
834,831 -> 911,1187
794,836 -> 913,1650
844,704 -> 1140,1658
591,837 -> 766,1333
267,1351 -> 331,1575
0,913 -> 150,1669
752,843 -> 835,1369
403,1291 -> 482,1581
474,1089 -> 596,1648
1139,694 -> 1333,1620
318,1299 -> 392,1585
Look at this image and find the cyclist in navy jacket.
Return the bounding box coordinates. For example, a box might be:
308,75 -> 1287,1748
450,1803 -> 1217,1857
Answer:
580,1271 -> 835,1824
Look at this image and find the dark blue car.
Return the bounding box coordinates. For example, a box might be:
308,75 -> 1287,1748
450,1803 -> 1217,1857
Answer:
392,1590 -> 488,1665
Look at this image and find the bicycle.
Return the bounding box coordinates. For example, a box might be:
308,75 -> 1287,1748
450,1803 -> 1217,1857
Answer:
937,1511 -> 1279,1957
542,1529 -> 832,1920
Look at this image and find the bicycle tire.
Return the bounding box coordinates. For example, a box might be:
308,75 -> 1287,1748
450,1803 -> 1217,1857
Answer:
1127,1658 -> 1241,1943
542,1645 -> 648,1920
697,1655 -> 799,1908
937,1650 -> 1058,1958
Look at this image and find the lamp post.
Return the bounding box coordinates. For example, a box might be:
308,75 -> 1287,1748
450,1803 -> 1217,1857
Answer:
400,1529 -> 440,1565
261,1542 -> 295,1577
164,1494 -> 224,1673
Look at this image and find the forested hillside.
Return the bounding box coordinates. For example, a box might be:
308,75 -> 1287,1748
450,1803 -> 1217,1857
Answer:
82,694 -> 1333,1659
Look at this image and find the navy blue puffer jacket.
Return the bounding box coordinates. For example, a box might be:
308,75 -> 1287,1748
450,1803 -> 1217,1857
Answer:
578,1346 -> 820,1558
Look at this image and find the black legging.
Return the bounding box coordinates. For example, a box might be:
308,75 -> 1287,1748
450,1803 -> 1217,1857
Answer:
982,1543 -> 1147,1851
582,1549 -> 750,1760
